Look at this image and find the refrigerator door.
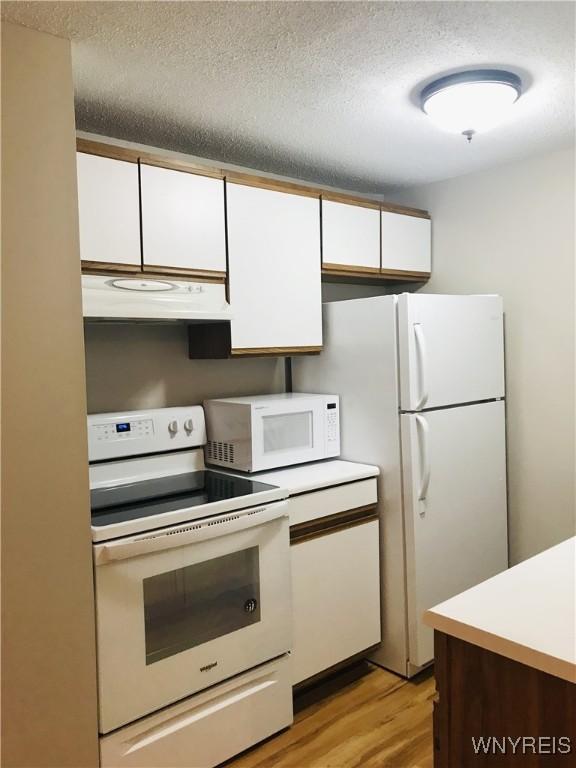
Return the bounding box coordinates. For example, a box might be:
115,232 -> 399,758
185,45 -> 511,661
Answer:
398,294 -> 505,411
401,400 -> 508,669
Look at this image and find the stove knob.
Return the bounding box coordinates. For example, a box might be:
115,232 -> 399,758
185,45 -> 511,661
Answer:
184,418 -> 194,434
168,420 -> 179,436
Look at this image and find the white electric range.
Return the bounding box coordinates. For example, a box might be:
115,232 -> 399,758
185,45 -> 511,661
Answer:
88,406 -> 293,768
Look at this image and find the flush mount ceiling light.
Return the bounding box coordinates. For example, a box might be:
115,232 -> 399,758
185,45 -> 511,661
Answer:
421,69 -> 522,142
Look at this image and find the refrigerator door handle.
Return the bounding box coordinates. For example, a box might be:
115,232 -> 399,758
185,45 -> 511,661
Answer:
413,323 -> 429,410
415,414 -> 431,504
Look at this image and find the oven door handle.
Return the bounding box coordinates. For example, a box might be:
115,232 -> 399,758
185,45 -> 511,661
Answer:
94,500 -> 289,565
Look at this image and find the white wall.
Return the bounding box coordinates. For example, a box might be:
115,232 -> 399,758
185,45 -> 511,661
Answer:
392,146 -> 575,564
85,324 -> 284,413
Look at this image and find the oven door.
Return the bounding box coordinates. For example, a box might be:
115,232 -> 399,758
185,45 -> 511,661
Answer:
251,400 -> 327,471
93,501 -> 291,734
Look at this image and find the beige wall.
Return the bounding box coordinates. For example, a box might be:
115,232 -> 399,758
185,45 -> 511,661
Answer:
392,147 -> 576,564
85,324 -> 284,413
1,22 -> 99,767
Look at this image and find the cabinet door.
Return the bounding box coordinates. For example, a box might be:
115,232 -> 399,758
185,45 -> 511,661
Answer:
322,199 -> 380,271
226,184 -> 322,352
140,164 -> 226,275
381,211 -> 431,273
291,520 -> 381,685
76,152 -> 141,267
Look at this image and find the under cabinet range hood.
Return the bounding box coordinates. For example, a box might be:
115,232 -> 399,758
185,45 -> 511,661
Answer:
82,275 -> 232,323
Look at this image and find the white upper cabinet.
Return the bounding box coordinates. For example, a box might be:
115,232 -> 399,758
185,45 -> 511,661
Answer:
322,199 -> 380,271
381,211 -> 431,273
76,152 -> 141,267
140,164 -> 226,274
226,184 -> 322,352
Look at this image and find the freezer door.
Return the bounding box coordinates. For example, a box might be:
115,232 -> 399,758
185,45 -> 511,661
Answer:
401,401 -> 508,669
398,294 -> 505,411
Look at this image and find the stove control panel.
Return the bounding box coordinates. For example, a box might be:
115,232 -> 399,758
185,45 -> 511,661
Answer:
92,418 -> 154,442
88,406 -> 206,462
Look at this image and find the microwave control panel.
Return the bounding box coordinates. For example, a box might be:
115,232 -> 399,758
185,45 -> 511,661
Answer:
326,403 -> 339,445
325,399 -> 340,454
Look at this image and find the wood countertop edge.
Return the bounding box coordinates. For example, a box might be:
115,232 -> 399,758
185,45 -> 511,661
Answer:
424,609 -> 576,684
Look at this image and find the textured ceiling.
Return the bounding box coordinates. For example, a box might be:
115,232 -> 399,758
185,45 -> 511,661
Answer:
2,1 -> 574,192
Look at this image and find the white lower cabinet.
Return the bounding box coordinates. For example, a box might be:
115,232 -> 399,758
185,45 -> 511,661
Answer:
100,655 -> 292,768
291,519 -> 381,685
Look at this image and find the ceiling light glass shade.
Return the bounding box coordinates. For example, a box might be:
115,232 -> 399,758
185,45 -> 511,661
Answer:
421,70 -> 522,136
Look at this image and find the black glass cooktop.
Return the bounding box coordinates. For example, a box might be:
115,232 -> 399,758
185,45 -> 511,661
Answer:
91,470 -> 278,528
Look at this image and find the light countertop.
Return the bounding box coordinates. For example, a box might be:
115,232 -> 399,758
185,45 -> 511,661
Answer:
243,459 -> 379,496
424,537 -> 576,683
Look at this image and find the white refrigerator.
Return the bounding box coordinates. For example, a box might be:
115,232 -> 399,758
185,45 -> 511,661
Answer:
293,293 -> 508,677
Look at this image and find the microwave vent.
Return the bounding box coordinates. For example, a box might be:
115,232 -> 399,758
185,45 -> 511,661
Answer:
207,440 -> 235,464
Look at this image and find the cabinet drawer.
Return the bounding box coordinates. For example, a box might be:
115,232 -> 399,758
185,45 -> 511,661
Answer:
287,478 -> 377,527
291,519 -> 381,684
100,656 -> 292,768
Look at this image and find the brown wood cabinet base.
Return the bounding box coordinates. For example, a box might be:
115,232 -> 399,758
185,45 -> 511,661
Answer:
81,260 -> 141,274
231,346 -> 322,358
188,322 -> 322,358
434,631 -> 576,767
322,267 -> 430,284
81,262 -> 226,284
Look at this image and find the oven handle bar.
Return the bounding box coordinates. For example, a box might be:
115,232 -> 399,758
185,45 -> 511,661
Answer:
94,500 -> 289,565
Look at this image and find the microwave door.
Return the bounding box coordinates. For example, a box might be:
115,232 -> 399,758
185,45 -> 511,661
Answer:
252,404 -> 325,471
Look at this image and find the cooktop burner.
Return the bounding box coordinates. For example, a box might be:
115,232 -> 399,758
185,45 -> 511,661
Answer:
90,470 -> 278,528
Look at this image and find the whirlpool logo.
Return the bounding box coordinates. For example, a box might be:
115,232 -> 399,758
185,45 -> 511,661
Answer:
200,661 -> 218,673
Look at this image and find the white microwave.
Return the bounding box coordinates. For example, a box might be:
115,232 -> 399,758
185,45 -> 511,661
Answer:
203,393 -> 340,472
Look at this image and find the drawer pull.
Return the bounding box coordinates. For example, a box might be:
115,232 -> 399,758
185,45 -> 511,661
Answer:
290,504 -> 378,544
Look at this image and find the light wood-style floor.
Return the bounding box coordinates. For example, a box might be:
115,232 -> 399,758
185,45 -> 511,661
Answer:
230,662 -> 435,768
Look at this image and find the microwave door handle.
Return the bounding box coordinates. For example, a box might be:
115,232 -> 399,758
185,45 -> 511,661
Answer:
94,501 -> 288,565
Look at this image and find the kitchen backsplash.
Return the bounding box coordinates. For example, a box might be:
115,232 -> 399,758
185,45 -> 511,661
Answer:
84,323 -> 285,414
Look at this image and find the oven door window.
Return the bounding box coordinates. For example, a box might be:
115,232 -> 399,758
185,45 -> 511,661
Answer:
262,411 -> 313,454
143,547 -> 260,665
